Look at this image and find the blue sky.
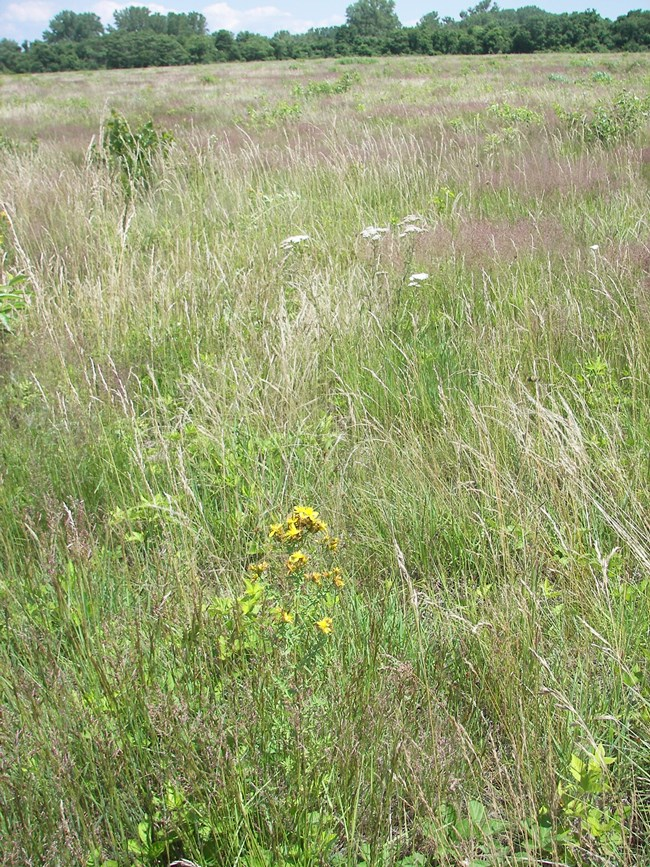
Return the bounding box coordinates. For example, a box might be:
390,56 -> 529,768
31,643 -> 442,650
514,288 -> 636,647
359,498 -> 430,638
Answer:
0,0 -> 640,44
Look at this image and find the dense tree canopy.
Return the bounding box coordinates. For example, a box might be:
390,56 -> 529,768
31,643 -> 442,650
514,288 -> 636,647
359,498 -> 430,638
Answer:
43,10 -> 104,43
112,6 -> 167,33
346,0 -> 401,37
0,3 -> 648,74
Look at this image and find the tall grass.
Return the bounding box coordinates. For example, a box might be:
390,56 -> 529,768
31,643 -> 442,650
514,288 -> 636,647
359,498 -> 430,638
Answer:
0,53 -> 649,866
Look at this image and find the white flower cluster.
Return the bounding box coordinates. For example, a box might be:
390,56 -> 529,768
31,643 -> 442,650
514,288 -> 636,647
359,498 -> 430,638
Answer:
280,214 -> 431,261
280,234 -> 310,250
408,273 -> 429,287
360,214 -> 429,242
360,226 -> 390,241
399,214 -> 427,238
399,225 -> 426,238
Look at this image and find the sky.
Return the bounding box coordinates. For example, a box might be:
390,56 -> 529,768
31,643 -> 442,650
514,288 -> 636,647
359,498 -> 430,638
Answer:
0,0 -> 640,44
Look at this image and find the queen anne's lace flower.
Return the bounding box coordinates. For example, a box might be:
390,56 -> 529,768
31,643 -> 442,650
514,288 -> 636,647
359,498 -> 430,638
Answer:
281,234 -> 310,250
399,225 -> 426,238
360,226 -> 389,241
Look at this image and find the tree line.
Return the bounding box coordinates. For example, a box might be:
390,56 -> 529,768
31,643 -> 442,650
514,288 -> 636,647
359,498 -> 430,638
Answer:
0,1 -> 648,74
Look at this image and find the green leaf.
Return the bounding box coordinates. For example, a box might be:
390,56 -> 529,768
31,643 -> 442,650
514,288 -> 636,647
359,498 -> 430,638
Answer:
438,803 -> 457,826
570,754 -> 585,782
468,799 -> 488,828
149,839 -> 170,858
127,838 -> 143,856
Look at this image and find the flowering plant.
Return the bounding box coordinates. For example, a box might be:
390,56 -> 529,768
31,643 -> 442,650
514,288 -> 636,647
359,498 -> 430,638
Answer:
210,506 -> 344,664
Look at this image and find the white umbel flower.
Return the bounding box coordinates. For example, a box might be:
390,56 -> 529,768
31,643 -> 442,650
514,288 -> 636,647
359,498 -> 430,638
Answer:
408,272 -> 429,286
399,225 -> 426,238
281,234 -> 310,250
360,226 -> 389,241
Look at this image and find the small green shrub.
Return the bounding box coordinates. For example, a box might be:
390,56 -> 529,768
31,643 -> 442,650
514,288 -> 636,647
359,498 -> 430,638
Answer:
557,91 -> 650,146
336,56 -> 377,65
246,98 -> 302,127
592,70 -> 613,83
98,110 -> 173,192
293,71 -> 360,99
0,273 -> 29,334
488,101 -> 543,124
0,132 -> 38,155
0,210 -> 29,335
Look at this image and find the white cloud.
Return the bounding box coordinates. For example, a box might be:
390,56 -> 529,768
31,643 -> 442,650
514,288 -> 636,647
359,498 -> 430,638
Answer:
0,0 -> 343,41
2,0 -> 56,24
91,0 -> 126,22
202,2 -> 343,34
202,2 -> 239,29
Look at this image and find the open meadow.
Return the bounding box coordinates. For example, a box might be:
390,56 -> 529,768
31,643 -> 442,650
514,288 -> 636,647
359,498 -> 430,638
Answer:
1,52 -> 650,865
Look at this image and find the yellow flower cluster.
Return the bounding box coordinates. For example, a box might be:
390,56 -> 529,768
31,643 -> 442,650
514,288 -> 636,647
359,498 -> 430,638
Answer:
323,535 -> 340,552
269,506 -> 328,544
286,550 -> 309,573
247,561 -> 269,579
306,567 -> 344,588
262,505 -> 343,639
315,617 -> 333,635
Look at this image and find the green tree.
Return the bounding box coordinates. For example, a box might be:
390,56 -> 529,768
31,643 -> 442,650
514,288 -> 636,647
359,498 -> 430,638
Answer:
419,11 -> 441,29
459,0 -> 497,22
75,36 -> 107,68
480,24 -> 510,52
213,29 -> 239,60
112,7 -> 166,33
0,38 -> 25,72
105,30 -> 189,67
26,40 -> 82,71
612,9 -> 650,49
185,35 -> 217,62
235,32 -> 274,61
43,10 -> 104,43
166,12 -> 208,37
345,0 -> 401,38
271,30 -> 297,59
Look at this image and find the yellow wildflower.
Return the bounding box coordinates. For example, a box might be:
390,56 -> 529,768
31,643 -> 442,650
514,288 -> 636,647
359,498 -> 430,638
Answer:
271,606 -> 294,623
291,506 -> 327,533
269,523 -> 284,540
248,560 -> 269,577
315,617 -> 333,635
306,571 -> 323,585
293,505 -> 318,524
286,550 -> 308,573
323,535 -> 340,552
332,571 -> 345,589
283,520 -> 304,542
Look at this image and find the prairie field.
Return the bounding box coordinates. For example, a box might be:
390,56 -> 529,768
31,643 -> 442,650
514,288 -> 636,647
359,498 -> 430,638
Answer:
1,53 -> 650,866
